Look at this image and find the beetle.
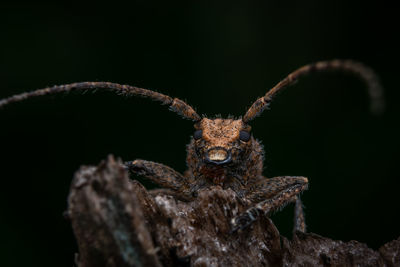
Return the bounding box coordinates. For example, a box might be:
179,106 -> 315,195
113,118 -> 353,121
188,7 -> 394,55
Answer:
0,59 -> 383,232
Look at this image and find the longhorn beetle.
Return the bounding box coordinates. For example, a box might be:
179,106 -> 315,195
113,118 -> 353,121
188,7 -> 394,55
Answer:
0,59 -> 384,233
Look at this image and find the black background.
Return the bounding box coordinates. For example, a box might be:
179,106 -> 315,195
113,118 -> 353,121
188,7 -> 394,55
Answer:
0,2 -> 399,266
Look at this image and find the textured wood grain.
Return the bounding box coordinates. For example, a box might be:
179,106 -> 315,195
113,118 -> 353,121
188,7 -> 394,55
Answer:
68,156 -> 399,267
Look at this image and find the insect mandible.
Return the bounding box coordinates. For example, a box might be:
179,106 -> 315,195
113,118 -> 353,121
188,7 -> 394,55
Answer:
0,59 -> 384,233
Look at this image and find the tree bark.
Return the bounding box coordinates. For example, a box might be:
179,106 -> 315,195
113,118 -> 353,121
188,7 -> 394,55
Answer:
68,156 -> 400,266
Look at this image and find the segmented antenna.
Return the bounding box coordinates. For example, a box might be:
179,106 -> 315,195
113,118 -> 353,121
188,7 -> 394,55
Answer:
243,60 -> 385,123
0,82 -> 201,121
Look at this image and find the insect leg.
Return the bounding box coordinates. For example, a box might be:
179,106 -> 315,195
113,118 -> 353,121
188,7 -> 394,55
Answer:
231,176 -> 308,232
294,196 -> 306,233
124,160 -> 193,200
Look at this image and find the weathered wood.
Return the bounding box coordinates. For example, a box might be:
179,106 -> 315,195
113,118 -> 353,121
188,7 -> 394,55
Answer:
68,156 -> 162,267
68,156 -> 400,266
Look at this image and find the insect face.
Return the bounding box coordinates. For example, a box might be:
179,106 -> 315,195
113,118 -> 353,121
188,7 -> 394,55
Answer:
185,118 -> 263,187
194,118 -> 252,166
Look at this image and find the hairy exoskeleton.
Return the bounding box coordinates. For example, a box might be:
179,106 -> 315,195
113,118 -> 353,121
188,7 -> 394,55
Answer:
0,60 -> 384,233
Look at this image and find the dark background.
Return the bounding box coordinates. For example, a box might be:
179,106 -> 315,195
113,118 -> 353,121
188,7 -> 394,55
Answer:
0,2 -> 399,266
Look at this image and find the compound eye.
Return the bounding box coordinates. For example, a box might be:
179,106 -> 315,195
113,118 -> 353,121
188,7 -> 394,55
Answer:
194,129 -> 203,140
239,130 -> 251,142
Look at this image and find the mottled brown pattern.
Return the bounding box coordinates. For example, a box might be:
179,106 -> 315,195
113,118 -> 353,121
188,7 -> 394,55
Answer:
200,118 -> 244,148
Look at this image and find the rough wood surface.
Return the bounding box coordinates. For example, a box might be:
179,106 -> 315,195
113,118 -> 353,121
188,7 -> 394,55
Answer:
68,156 -> 400,266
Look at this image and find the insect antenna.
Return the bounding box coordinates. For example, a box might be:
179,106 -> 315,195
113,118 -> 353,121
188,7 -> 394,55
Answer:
0,81 -> 201,121
243,59 -> 385,123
